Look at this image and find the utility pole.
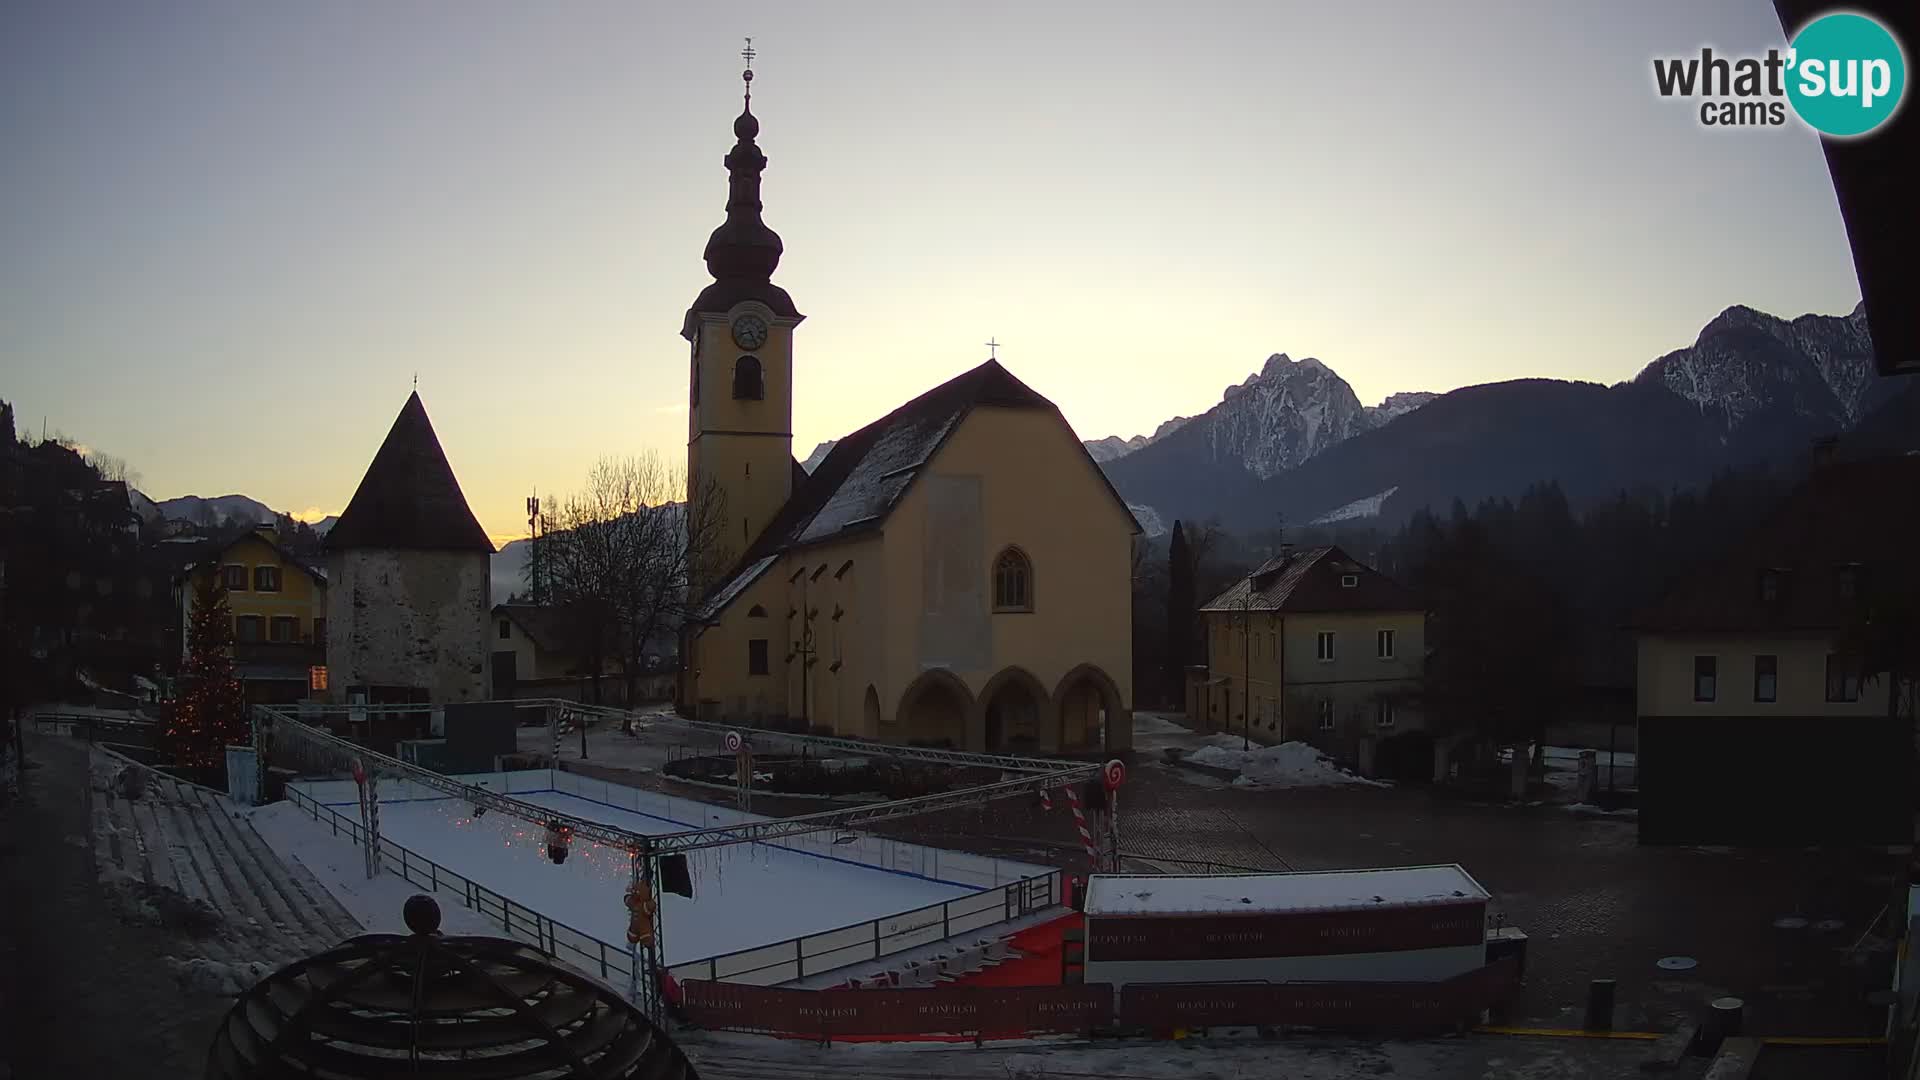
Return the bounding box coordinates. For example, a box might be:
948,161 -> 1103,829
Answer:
1242,581 -> 1252,752
526,492 -> 544,604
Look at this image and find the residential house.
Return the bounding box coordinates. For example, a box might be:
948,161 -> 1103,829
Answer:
176,525 -> 328,704
1192,545 -> 1426,774
1635,454 -> 1918,846
490,603 -> 673,704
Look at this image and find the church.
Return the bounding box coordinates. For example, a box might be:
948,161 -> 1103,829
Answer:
681,63 -> 1137,755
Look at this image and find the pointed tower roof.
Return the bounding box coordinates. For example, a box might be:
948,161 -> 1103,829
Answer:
324,392 -> 494,554
683,47 -> 802,339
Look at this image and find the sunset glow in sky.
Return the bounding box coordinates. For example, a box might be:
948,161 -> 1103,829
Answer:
1,1 -> 1863,542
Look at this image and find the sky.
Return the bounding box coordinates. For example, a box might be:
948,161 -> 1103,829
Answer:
0,1 -> 1865,544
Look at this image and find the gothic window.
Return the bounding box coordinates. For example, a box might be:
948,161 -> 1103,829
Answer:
993,547 -> 1033,612
732,355 -> 764,400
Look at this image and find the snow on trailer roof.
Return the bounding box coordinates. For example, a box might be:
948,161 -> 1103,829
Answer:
1086,865 -> 1489,917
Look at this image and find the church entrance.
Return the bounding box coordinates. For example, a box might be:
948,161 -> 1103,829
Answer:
896,671 -> 970,748
981,673 -> 1045,754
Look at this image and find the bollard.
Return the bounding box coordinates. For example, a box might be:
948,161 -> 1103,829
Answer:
1710,996 -> 1744,1039
1585,978 -> 1615,1032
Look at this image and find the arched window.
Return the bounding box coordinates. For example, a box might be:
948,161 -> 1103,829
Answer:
747,604 -> 767,618
732,355 -> 764,400
993,547 -> 1033,612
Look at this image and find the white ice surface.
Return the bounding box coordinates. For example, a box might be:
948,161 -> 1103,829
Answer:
308,790 -> 976,965
1085,865 -> 1487,916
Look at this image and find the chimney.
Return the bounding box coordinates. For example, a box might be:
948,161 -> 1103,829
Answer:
1810,435 -> 1840,467
1280,543 -> 1295,561
254,523 -> 277,544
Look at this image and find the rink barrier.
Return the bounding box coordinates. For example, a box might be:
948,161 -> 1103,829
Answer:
282,773 -> 1066,991
282,784 -> 644,990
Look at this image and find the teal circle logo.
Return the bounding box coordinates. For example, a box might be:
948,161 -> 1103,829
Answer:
1787,12 -> 1906,137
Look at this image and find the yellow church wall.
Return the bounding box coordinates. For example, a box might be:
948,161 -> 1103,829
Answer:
880,405 -> 1135,753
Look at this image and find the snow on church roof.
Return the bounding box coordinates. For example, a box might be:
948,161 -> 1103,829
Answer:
697,359 -> 1139,620
1085,865 -> 1489,917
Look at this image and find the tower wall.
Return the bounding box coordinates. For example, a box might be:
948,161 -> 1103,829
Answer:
325,548 -> 491,704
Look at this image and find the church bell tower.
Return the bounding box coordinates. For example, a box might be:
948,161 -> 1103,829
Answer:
684,40 -> 803,572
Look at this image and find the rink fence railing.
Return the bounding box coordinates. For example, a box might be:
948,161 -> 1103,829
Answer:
280,772 -> 1066,990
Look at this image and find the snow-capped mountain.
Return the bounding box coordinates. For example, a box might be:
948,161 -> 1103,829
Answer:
1083,416 -> 1193,463
1095,354 -> 1435,480
1633,301 -> 1884,428
1106,302 -> 1894,536
141,493 -> 279,527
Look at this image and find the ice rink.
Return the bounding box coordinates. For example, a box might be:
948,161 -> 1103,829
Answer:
329,789 -> 978,965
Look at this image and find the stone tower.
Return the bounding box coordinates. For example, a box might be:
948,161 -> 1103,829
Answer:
683,65 -> 804,577
323,392 -> 495,705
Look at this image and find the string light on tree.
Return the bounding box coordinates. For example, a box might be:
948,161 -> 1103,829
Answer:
161,577 -> 249,771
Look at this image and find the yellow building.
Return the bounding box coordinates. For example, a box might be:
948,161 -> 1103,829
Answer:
680,80 -> 1137,754
176,525 -> 328,702
1194,545 -> 1425,767
1634,455 -> 1916,846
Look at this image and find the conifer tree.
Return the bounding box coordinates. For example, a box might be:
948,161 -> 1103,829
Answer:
163,577 -> 249,769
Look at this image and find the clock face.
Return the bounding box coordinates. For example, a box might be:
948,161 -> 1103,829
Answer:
731,314 -> 769,350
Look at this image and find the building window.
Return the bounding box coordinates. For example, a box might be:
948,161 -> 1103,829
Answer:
1340,574 -> 1359,588
235,615 -> 264,644
1692,656 -> 1717,702
254,565 -> 282,592
748,638 -> 769,676
1269,632 -> 1277,661
1267,697 -> 1278,730
314,617 -> 326,643
1756,570 -> 1780,604
1375,700 -> 1396,729
993,547 -> 1033,612
1836,565 -> 1860,603
1317,699 -> 1335,731
269,616 -> 297,643
1825,655 -> 1861,703
1316,631 -> 1335,662
1376,629 -> 1395,659
498,619 -> 511,640
1754,654 -> 1778,703
748,604 -> 767,618
732,355 -> 764,400
222,564 -> 248,591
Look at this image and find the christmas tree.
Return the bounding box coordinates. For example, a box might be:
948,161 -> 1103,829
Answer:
163,576 -> 249,769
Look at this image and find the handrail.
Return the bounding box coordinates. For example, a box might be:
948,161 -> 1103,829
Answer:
280,785 -> 641,990
257,705 -> 1101,856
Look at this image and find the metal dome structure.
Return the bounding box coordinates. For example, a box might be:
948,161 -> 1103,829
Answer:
206,895 -> 698,1079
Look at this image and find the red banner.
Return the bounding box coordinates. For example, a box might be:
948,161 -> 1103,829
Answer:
680,982 -> 1112,1037
1087,901 -> 1486,962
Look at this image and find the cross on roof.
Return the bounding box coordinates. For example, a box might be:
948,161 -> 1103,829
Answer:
985,337 -> 1000,360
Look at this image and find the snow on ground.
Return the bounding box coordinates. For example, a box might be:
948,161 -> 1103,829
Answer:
1310,485 -> 1400,525
249,801 -> 504,938
287,790 -> 975,966
1504,745 -> 1637,790
1187,738 -> 1388,789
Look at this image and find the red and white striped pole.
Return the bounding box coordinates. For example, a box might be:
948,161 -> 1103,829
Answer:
1064,784 -> 1098,870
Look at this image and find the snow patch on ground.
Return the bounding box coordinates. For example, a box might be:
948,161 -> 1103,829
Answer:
1187,740 -> 1388,789
166,956 -> 273,996
1310,486 -> 1399,524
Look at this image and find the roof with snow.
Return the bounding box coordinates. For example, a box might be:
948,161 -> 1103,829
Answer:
325,393 -> 494,554
1085,865 -> 1489,917
1200,544 -> 1421,614
1638,454 -> 1920,633
698,359 -> 1139,619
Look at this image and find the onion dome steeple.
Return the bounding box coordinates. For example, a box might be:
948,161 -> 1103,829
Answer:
684,38 -> 801,339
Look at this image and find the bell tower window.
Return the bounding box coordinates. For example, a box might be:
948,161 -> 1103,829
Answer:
733,355 -> 764,400
993,547 -> 1033,612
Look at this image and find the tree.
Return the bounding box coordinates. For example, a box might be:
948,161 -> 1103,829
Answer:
545,454 -> 730,724
1165,521 -> 1193,702
162,577 -> 248,770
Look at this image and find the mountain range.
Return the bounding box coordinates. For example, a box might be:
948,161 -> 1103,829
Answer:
137,300 -> 1905,587
1098,302 -> 1900,535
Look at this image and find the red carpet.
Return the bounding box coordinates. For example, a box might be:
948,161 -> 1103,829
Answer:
945,912 -> 1081,988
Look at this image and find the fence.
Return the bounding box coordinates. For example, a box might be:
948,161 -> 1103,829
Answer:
282,773 -> 1065,992
668,871 -> 1060,985
31,711 -> 157,746
280,784 -> 642,991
